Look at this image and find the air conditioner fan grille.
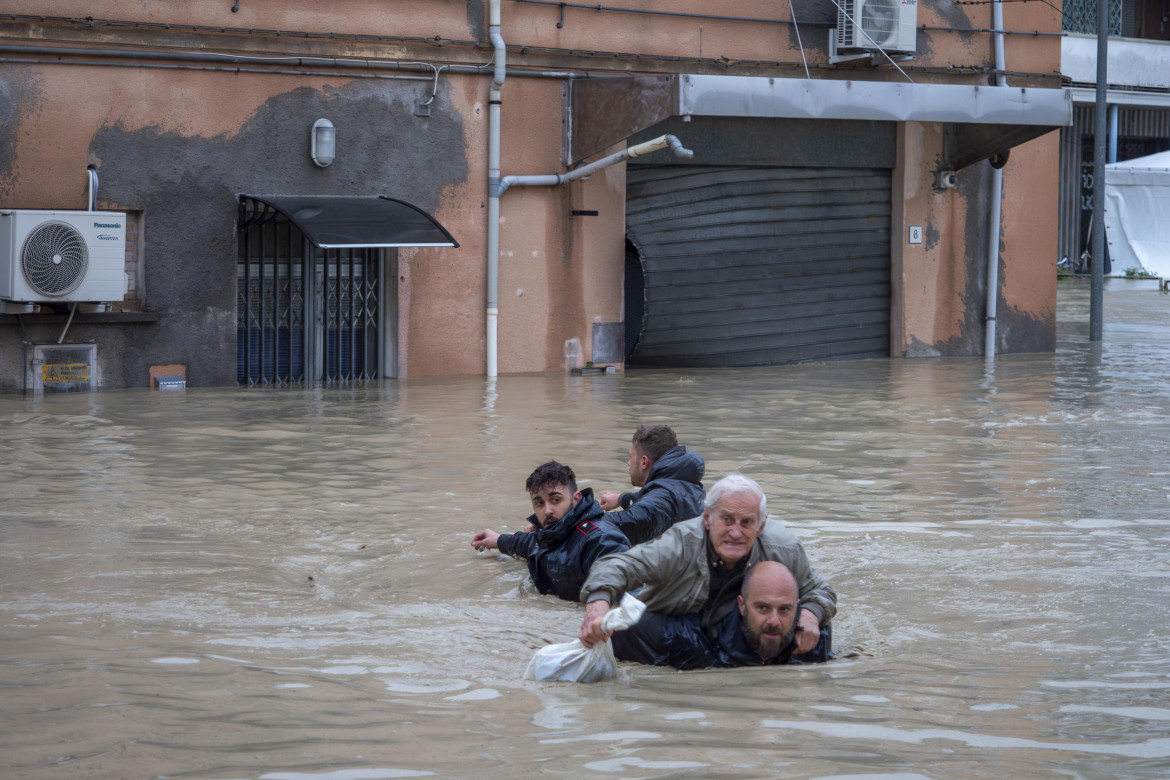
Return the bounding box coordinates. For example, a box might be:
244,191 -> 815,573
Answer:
861,0 -> 900,45
20,221 -> 89,297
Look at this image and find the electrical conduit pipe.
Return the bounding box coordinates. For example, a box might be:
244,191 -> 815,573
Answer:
497,135 -> 693,197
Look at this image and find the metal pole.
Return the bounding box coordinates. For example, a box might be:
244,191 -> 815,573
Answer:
1090,0 -> 1108,342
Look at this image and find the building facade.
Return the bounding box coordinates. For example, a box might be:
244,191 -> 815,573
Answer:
1058,0 -> 1170,274
0,1 -> 1068,392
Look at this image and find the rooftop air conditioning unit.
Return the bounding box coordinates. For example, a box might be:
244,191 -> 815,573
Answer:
0,210 -> 127,303
836,0 -> 917,54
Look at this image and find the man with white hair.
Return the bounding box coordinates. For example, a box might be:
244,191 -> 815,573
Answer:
578,472 -> 835,660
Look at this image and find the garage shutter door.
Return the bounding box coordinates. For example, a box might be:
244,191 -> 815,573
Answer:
626,164 -> 891,367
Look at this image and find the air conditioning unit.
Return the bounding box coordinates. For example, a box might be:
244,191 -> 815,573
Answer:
0,210 -> 127,303
836,0 -> 917,54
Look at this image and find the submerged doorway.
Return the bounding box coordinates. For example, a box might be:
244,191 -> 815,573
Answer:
235,194 -> 457,387
236,234 -> 391,386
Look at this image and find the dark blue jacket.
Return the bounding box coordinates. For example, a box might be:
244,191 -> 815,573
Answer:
496,488 -> 630,603
611,608 -> 835,670
611,445 -> 705,545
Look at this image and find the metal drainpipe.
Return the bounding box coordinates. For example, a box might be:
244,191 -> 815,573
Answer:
486,0 -> 505,378
985,0 -> 1007,360
497,135 -> 693,196
87,167 -> 98,211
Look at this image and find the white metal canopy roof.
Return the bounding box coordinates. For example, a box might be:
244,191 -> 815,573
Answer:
567,75 -> 1072,167
677,75 -> 1072,126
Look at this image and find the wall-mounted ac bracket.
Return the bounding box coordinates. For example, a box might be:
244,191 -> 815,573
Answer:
828,30 -> 873,65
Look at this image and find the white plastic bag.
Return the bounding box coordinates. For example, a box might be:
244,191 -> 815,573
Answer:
523,593 -> 646,683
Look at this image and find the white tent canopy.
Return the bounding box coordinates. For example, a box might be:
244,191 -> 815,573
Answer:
1104,149 -> 1170,278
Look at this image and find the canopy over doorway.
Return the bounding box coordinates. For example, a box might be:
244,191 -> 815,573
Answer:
238,194 -> 459,249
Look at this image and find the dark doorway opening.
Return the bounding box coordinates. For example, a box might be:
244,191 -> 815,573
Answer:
624,238 -> 645,362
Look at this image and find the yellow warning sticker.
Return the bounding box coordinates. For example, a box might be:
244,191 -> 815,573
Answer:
42,363 -> 90,383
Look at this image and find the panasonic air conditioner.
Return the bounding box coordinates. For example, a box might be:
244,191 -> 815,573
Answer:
0,210 -> 127,303
836,0 -> 917,54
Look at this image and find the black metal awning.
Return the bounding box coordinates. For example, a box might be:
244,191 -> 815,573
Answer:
238,194 -> 459,249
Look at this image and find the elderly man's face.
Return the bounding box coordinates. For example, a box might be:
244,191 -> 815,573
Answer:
738,565 -> 799,661
702,489 -> 764,567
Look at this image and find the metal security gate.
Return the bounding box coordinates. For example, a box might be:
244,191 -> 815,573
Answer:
625,164 -> 892,367
1058,105 -> 1170,274
237,211 -> 380,386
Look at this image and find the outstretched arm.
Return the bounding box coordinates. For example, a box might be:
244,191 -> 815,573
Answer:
470,529 -> 499,551
471,529 -> 537,560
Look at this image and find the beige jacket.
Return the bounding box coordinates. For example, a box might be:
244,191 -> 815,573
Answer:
580,516 -> 837,624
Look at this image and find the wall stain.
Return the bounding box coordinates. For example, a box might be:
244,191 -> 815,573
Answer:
84,78 -> 468,386
465,0 -> 487,42
0,70 -> 44,201
544,186 -> 580,370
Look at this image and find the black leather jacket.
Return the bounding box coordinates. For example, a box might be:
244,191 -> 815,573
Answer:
496,488 -> 630,602
610,607 -> 835,670
610,445 -> 705,545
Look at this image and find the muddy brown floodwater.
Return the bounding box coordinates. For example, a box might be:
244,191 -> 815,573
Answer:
3,277 -> 1170,779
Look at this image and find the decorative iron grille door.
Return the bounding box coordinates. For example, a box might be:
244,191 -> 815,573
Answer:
237,217 -> 379,386
314,247 -> 380,383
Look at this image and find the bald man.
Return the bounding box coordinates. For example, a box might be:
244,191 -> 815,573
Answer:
610,561 -> 830,670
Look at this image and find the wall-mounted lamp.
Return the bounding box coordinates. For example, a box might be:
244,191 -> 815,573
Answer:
311,118 -> 335,167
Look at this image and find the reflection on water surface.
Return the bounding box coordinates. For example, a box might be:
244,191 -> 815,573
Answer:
2,278 -> 1170,778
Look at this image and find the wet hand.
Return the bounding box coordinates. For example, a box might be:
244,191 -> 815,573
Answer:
471,529 -> 500,552
599,491 -> 621,511
579,600 -> 612,648
794,608 -> 820,654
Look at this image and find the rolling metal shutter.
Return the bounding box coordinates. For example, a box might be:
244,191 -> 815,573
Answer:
625,164 -> 891,367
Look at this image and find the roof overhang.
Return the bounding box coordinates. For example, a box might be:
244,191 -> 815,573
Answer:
237,194 -> 458,249
567,75 -> 1072,171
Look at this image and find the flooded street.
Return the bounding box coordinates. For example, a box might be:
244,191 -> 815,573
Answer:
3,277 -> 1170,779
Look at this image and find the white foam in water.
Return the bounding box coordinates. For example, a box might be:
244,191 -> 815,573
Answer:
584,757 -> 708,772
274,683 -> 312,689
540,731 -> 661,744
150,657 -> 199,664
260,770 -> 433,780
662,711 -> 705,720
379,678 -> 471,694
443,688 -> 500,701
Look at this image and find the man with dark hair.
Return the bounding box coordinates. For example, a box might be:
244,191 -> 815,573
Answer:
598,424 -> 705,545
470,461 -> 629,603
610,561 -> 818,669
